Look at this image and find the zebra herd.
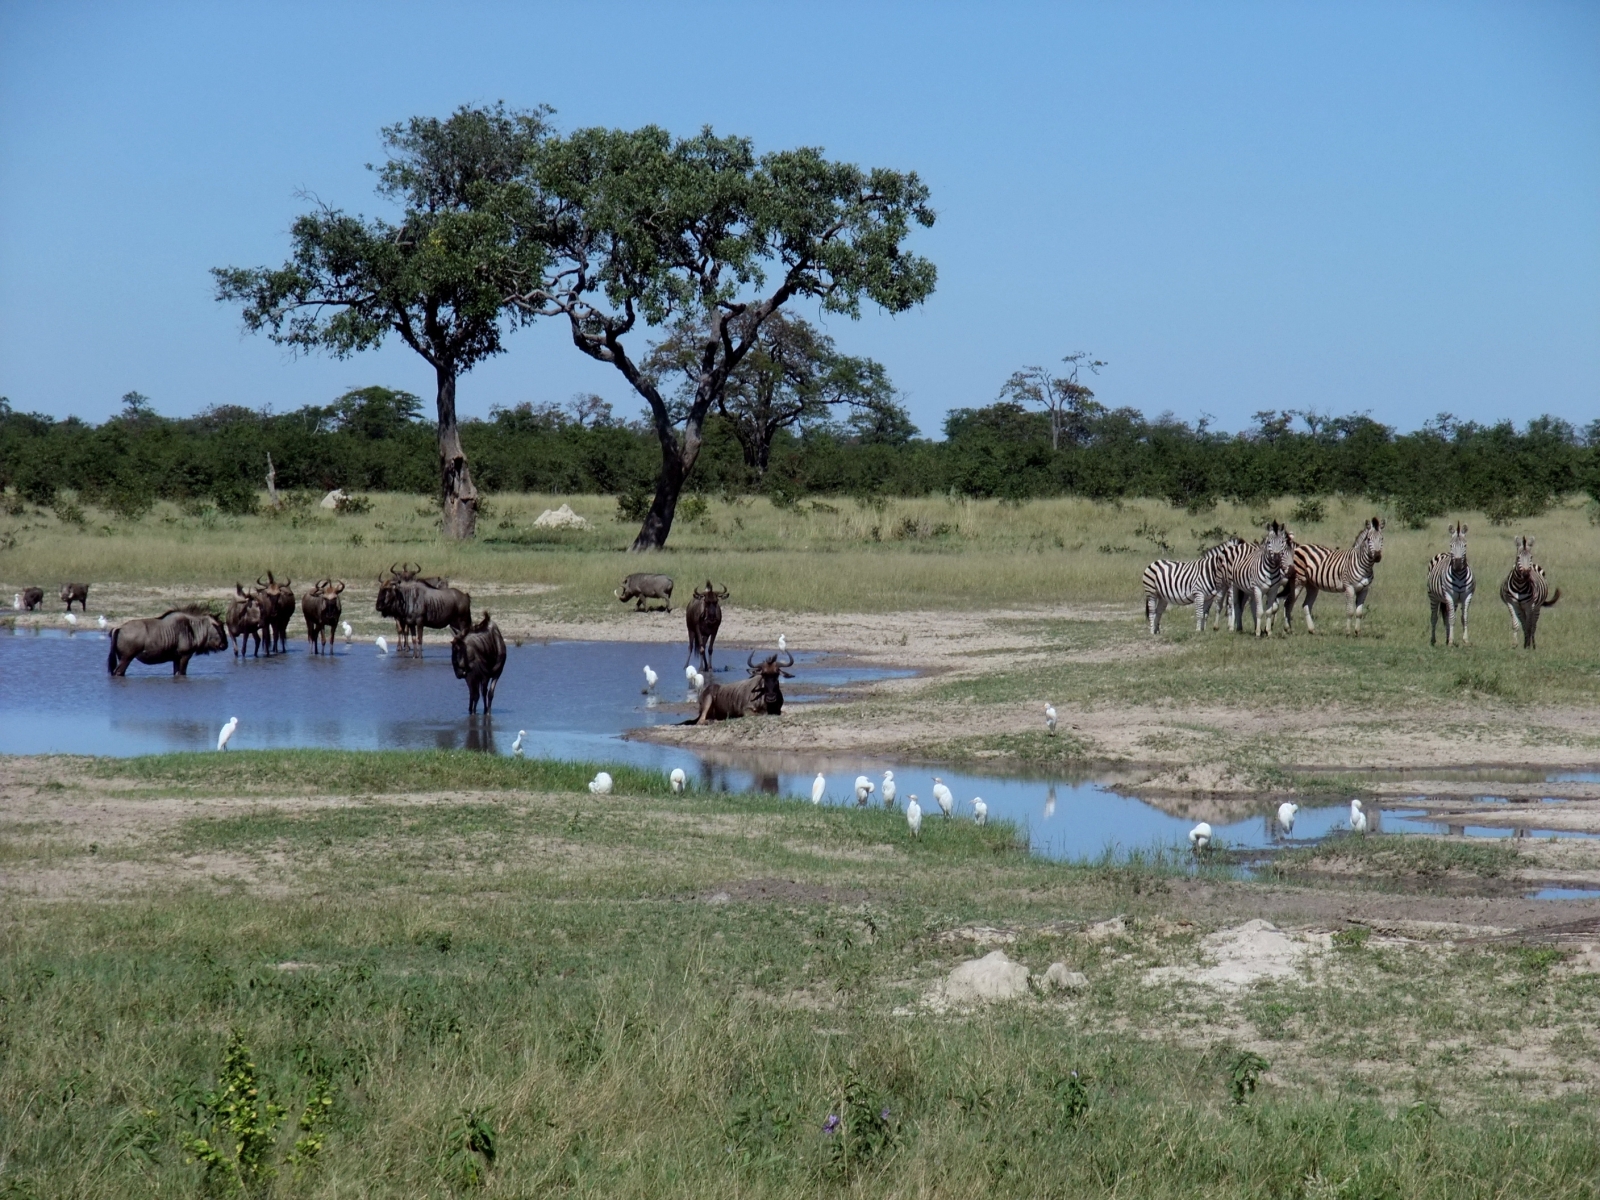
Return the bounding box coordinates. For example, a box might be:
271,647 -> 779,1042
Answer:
1143,517 -> 1560,648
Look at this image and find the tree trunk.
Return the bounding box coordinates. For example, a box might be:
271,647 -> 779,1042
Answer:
435,365 -> 478,540
631,416 -> 701,551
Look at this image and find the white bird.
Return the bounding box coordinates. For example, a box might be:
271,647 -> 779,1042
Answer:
881,770 -> 896,809
906,795 -> 922,839
811,773 -> 826,805
691,670 -> 705,693
670,767 -> 687,793
10,594 -> 18,611
64,612 -> 77,626
511,730 -> 526,756
341,621 -> 352,641
643,665 -> 658,692
854,775 -> 875,806
588,771 -> 613,795
96,615 -> 107,630
972,797 -> 988,826
932,778 -> 954,819
685,664 -> 698,682
217,716 -> 239,752
778,634 -> 787,652
1045,704 -> 1058,735
1044,786 -> 1057,819
375,635 -> 389,655
1350,799 -> 1368,834
1189,821 -> 1213,851
1277,802 -> 1299,836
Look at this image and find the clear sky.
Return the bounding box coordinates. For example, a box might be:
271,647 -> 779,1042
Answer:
1,1 -> 1595,437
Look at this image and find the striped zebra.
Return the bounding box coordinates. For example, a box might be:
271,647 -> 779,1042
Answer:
1142,538 -> 1245,635
1500,535 -> 1559,649
1427,522 -> 1474,646
1219,521 -> 1292,637
1284,516 -> 1384,635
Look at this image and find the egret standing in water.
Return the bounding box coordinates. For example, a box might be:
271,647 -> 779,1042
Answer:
881,770 -> 896,809
589,772 -> 613,795
811,773 -> 826,805
685,664 -> 697,683
670,768 -> 687,793
972,797 -> 988,826
342,621 -> 353,642
1277,802 -> 1299,836
1349,799 -> 1368,834
1045,704 -> 1058,735
932,778 -> 954,819
217,717 -> 239,752
511,730 -> 526,757
375,635 -> 389,655
905,795 -> 922,840
643,665 -> 658,693
1189,822 -> 1213,851
691,670 -> 705,694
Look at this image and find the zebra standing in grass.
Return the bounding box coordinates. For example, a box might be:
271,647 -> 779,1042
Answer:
1283,516 -> 1385,635
1142,537 -> 1245,634
1500,535 -> 1559,649
1427,522 -> 1474,646
1220,521 -> 1292,637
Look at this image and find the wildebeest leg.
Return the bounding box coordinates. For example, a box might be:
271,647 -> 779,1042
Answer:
704,628 -> 717,673
483,676 -> 497,713
173,653 -> 192,676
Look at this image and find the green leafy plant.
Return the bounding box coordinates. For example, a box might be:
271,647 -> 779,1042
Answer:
819,1070 -> 901,1179
1332,926 -> 1371,952
285,1077 -> 335,1177
1227,1050 -> 1270,1106
1290,496 -> 1326,524
437,1109 -> 497,1188
334,492 -> 373,515
182,1031 -> 288,1194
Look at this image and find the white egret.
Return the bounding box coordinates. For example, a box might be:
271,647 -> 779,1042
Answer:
643,665 -> 658,692
1045,704 -> 1058,735
589,771 -> 613,795
64,612 -> 77,626
811,773 -> 826,805
905,796 -> 922,839
670,767 -> 687,793
778,634 -> 787,652
375,635 -> 389,655
1349,799 -> 1368,834
685,664 -> 697,682
217,716 -> 239,752
10,594 -> 18,611
932,778 -> 954,819
96,615 -> 107,630
1189,821 -> 1213,851
511,730 -> 526,756
854,775 -> 875,806
341,621 -> 352,641
881,770 -> 896,809
691,670 -> 705,693
972,797 -> 988,826
1277,802 -> 1299,836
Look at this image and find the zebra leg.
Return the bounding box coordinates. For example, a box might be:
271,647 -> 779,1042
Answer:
1301,586 -> 1319,633
1192,594 -> 1208,633
1148,594 -> 1167,636
1350,585 -> 1369,636
1506,601 -> 1522,648
1459,593 -> 1470,645
1430,598 -> 1440,646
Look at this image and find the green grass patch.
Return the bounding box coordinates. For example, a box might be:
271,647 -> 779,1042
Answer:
1285,833 -> 1522,879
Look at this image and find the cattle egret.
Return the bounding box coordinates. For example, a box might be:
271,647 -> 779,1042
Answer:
972,797 -> 988,826
670,767 -> 687,793
511,730 -> 526,756
589,772 -> 613,795
906,796 -> 922,839
778,634 -> 787,652
691,670 -> 705,693
1045,704 -> 1058,735
1277,802 -> 1299,836
341,621 -> 352,641
376,635 -> 389,655
64,612 -> 77,626
855,775 -> 875,806
881,770 -> 896,809
932,778 -> 954,819
97,615 -> 107,630
217,717 -> 239,752
1349,799 -> 1368,834
643,665 -> 658,692
10,594 -> 18,611
1189,821 -> 1213,851
811,773 -> 826,805
685,664 -> 697,682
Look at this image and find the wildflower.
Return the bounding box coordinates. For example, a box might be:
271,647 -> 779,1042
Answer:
822,1114 -> 840,1135
880,1107 -> 892,1122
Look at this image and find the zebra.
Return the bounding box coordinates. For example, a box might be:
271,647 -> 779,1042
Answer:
1283,516 -> 1384,635
1142,537 -> 1245,634
1427,522 -> 1474,646
1499,535 -> 1559,649
1219,521 -> 1292,637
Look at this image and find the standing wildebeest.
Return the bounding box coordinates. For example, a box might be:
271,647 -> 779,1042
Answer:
685,581 -> 728,673
694,651 -> 794,724
226,585 -> 267,657
451,611 -> 507,714
20,587 -> 44,611
615,573 -> 674,612
60,583 -> 89,613
107,610 -> 228,676
375,563 -> 459,652
301,579 -> 346,654
252,573 -> 296,654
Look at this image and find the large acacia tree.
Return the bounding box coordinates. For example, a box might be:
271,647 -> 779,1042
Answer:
510,126 -> 936,550
214,104 -> 549,539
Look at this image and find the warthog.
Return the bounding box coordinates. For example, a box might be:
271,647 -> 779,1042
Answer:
107,610 -> 228,676
20,587 -> 44,611
694,651 -> 794,724
60,583 -> 89,613
301,579 -> 346,654
451,611 -> 508,714
252,572 -> 296,654
685,581 -> 728,673
615,572 -> 674,612
226,585 -> 267,657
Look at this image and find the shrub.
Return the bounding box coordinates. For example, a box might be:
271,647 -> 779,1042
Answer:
1290,496 -> 1326,524
334,493 -> 373,515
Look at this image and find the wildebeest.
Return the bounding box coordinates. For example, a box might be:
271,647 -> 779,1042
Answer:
694,651 -> 793,724
685,581 -> 728,673
451,611 -> 507,714
20,587 -> 44,611
226,585 -> 267,657
106,610 -> 228,676
60,583 -> 89,613
301,579 -> 346,654
376,563 -> 464,653
252,573 -> 296,654
615,572 -> 674,612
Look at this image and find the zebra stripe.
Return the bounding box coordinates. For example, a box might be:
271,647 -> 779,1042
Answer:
1285,516 -> 1384,635
1142,538 -> 1244,635
1219,522 -> 1292,637
1499,535 -> 1559,649
1427,522 -> 1474,647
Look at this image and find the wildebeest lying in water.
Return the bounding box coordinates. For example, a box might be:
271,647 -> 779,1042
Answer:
19,587 -> 44,611
60,582 -> 89,613
301,579 -> 346,654
107,610 -> 228,676
694,651 -> 793,724
451,611 -> 507,714
226,585 -> 266,656
616,572 -> 674,612
685,581 -> 728,673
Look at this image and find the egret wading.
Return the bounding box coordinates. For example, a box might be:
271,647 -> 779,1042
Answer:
1349,799 -> 1368,834
812,773 -> 826,805
511,730 -> 526,756
643,665 -> 658,693
376,635 -> 389,655
342,621 -> 352,641
217,717 -> 239,752
1189,822 -> 1213,851
670,768 -> 687,793
1277,802 -> 1299,836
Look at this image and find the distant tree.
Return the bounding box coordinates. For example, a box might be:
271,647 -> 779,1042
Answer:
998,352 -> 1106,450
566,393 -> 615,429
326,386 -> 425,440
509,125 -> 936,550
214,103 -> 550,539
119,391 -> 155,419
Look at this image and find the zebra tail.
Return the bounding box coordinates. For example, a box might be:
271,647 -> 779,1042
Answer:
1542,588 -> 1560,609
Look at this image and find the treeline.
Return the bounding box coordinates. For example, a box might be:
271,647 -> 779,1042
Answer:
2,390 -> 1596,526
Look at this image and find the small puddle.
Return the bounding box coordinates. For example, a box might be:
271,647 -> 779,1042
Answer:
1527,887 -> 1600,901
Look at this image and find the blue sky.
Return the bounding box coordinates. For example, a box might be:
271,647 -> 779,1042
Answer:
1,1 -> 1595,437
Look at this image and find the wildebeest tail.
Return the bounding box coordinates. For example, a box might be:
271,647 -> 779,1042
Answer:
106,628 -> 119,674
1543,588 -> 1561,608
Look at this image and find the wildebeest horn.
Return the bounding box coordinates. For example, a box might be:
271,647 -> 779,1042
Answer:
256,574 -> 268,587
778,651 -> 793,668
332,580 -> 345,595
747,651 -> 759,669
717,585 -> 729,598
